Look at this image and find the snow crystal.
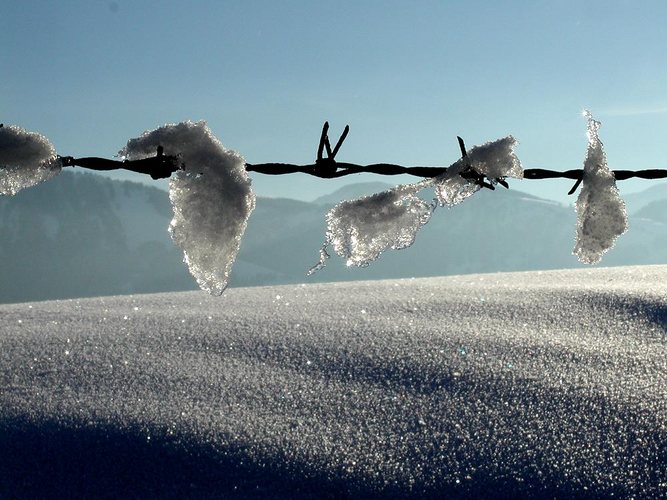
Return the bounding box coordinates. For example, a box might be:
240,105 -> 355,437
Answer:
120,121 -> 255,295
0,125 -> 62,196
573,112 -> 628,264
434,136 -> 522,207
315,181 -> 434,269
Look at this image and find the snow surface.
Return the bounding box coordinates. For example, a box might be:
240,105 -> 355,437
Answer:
0,125 -> 62,196
1,266 -> 664,498
120,121 -> 255,295
574,112 -> 628,264
314,136 -> 523,271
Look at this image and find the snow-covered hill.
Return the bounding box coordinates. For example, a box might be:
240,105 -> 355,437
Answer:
1,266 -> 664,497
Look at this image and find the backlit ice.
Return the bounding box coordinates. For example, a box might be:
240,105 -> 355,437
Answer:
434,136 -> 523,207
573,111 -> 628,264
121,121 -> 256,295
0,125 -> 62,196
314,136 -> 523,271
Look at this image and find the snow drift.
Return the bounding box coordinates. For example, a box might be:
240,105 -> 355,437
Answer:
1,266 -> 664,497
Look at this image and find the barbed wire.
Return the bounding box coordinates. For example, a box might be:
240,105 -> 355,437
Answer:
61,121 -> 667,195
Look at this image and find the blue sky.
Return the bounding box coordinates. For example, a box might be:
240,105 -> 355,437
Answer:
3,0 -> 667,202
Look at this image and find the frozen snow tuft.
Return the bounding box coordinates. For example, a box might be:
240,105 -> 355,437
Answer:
433,169 -> 480,207
120,121 -> 255,295
0,125 -> 62,196
434,136 -> 522,207
317,181 -> 434,269
465,135 -> 523,180
313,136 -> 522,270
573,112 -> 628,264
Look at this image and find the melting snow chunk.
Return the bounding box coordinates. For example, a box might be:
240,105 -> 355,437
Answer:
120,121 -> 255,295
573,112 -> 628,264
318,181 -> 434,268
433,172 -> 480,207
464,136 -> 523,180
311,136 -> 522,271
434,136 -> 522,207
0,125 -> 62,196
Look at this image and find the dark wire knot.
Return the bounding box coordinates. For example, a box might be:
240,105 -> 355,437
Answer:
456,136 -> 508,190
313,122 -> 350,178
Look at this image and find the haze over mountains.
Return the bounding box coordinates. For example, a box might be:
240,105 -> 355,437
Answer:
1,172 -> 666,303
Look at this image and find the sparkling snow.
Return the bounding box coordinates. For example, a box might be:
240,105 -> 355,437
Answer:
0,125 -> 62,196
1,266 -> 664,497
120,121 -> 255,295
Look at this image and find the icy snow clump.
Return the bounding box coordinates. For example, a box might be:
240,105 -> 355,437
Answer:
433,136 -> 522,207
573,112 -> 628,264
0,125 -> 62,196
311,181 -> 434,270
311,136 -> 522,271
121,121 -> 255,295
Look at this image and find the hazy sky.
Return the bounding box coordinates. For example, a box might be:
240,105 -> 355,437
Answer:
3,0 -> 667,202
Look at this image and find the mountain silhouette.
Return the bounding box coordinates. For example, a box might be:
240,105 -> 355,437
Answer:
1,171 -> 666,303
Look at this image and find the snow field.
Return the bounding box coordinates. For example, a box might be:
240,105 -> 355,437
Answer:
1,266 -> 665,497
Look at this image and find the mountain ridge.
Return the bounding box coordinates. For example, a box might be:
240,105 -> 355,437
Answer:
1,171 -> 666,303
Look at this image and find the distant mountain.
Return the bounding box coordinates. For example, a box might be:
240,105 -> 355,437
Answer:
313,182 -> 393,206
0,172 -> 194,303
624,181 -> 667,214
634,198 -> 667,224
1,171 -> 667,303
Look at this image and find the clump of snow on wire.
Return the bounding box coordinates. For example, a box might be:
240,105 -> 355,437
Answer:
309,181 -> 434,272
573,112 -> 628,264
0,125 -> 62,196
433,136 -> 522,206
120,121 -> 255,295
310,136 -> 522,272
